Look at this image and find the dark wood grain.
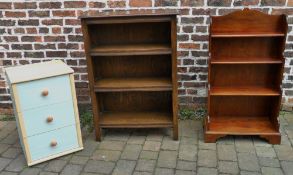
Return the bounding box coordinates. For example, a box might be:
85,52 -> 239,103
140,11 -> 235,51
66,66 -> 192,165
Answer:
81,11 -> 178,140
205,9 -> 287,144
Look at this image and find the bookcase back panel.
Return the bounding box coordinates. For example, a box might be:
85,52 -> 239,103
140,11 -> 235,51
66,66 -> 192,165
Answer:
89,22 -> 171,46
210,96 -> 278,117
210,64 -> 282,87
211,37 -> 283,58
93,55 -> 171,79
98,91 -> 172,112
211,9 -> 286,34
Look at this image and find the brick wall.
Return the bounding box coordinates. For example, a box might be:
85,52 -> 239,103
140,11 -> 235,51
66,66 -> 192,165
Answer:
0,0 -> 292,114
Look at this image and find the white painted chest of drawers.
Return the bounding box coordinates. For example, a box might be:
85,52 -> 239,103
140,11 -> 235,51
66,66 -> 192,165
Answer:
5,60 -> 83,166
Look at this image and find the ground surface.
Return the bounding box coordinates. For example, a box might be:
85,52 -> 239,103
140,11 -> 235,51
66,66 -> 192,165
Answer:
0,113 -> 292,175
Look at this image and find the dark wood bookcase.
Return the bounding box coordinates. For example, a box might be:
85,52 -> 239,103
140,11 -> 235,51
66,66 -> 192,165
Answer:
81,11 -> 178,141
205,9 -> 288,144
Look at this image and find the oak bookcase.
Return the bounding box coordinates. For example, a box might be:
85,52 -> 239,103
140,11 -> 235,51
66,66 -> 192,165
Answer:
81,10 -> 178,141
205,9 -> 288,144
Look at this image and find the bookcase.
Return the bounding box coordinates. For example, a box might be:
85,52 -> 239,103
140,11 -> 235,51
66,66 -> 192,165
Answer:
205,9 -> 288,144
81,11 -> 178,141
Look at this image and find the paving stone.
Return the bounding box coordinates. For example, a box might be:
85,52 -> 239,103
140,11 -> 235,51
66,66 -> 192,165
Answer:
58,154 -> 72,161
198,140 -> 216,150
104,130 -> 130,141
281,161 -> 293,175
198,149 -> 217,167
44,159 -> 67,173
1,132 -> 18,145
5,155 -> 26,172
0,172 -> 18,175
259,157 -> 280,167
112,160 -> 136,175
80,173 -> 103,175
84,160 -> 115,174
180,136 -> 198,145
1,148 -> 21,158
39,172 -> 58,175
143,141 -> 161,151
121,144 -> 142,160
240,171 -> 261,175
161,138 -> 179,150
197,167 -> 217,175
20,168 -> 41,175
127,135 -> 146,145
99,140 -> 125,151
253,137 -> 272,147
217,135 -> 235,145
218,161 -> 239,174
175,170 -> 196,175
135,159 -> 156,172
0,144 -> 10,154
255,146 -> 276,158
133,172 -> 152,175
274,145 -> 293,161
92,150 -> 121,161
69,155 -> 89,165
0,157 -> 11,171
179,144 -> 197,161
155,168 -> 175,175
76,139 -> 99,156
157,151 -> 177,168
176,160 -> 196,171
261,167 -> 284,175
238,153 -> 260,171
139,150 -> 158,160
146,130 -> 164,141
217,144 -> 237,161
60,164 -> 83,175
235,136 -> 255,153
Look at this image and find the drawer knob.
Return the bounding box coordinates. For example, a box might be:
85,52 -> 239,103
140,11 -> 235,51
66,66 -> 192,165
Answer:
46,116 -> 53,123
50,140 -> 57,147
42,89 -> 49,96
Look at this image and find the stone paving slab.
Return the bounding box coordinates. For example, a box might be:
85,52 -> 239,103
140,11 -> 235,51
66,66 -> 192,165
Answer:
0,113 -> 292,174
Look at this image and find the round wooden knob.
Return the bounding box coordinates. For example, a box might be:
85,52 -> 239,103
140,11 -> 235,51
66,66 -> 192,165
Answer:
41,89 -> 49,96
46,116 -> 53,123
50,140 -> 57,147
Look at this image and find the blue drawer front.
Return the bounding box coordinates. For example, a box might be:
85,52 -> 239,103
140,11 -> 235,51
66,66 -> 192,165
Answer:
16,75 -> 72,111
21,101 -> 76,137
27,125 -> 79,161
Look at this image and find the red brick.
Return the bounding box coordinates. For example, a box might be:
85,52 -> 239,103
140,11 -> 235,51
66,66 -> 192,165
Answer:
64,1 -> 86,8
65,19 -> 80,25
26,28 -> 38,34
261,0 -> 286,6
4,36 -> 18,42
0,20 -> 15,26
21,36 -> 42,42
18,19 -> 39,26
6,52 -> 21,58
89,1 -> 106,8
0,2 -> 11,9
28,11 -> 50,17
129,0 -> 152,7
44,36 -> 66,42
272,8 -> 293,15
208,0 -> 232,6
70,51 -> 85,58
108,1 -> 126,8
46,51 -> 67,57
39,2 -> 62,9
179,43 -> 200,49
155,0 -> 177,6
24,52 -> 44,58
181,0 -> 204,6
42,19 -> 63,26
34,44 -> 56,50
234,0 -> 259,6
52,27 -> 62,34
14,2 -> 37,9
5,11 -> 26,18
289,0 -> 293,6
53,10 -> 76,17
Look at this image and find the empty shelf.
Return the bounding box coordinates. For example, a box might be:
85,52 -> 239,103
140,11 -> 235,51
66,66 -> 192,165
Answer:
210,86 -> 280,96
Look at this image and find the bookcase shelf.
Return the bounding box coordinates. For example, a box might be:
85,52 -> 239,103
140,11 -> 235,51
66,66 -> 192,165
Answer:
205,9 -> 287,144
94,77 -> 172,92
81,10 -> 178,141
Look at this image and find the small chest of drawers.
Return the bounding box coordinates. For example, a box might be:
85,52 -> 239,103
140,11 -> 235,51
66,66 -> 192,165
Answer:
5,60 -> 83,166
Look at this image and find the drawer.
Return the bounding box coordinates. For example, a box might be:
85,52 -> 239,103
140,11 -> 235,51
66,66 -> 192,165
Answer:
21,101 -> 76,137
16,75 -> 72,111
26,125 -> 79,161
